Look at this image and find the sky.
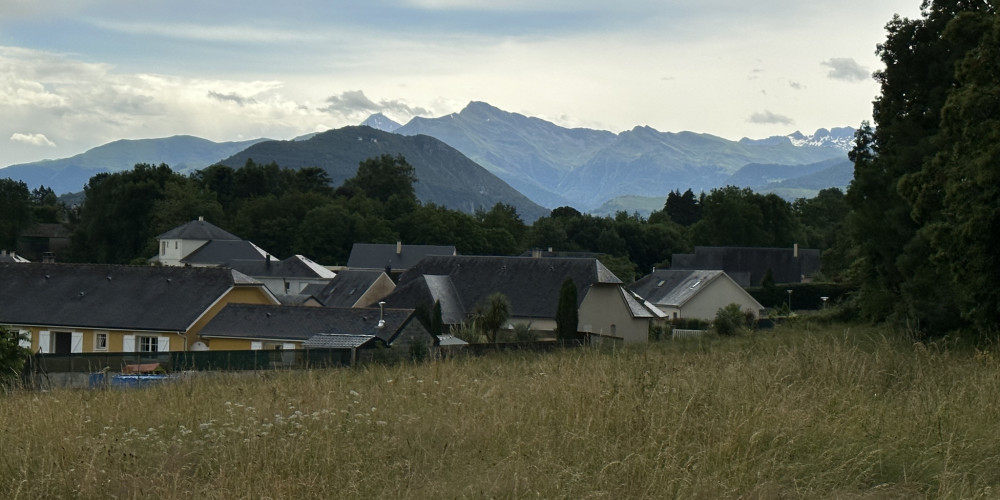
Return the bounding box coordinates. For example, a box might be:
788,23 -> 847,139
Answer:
1,0 -> 925,168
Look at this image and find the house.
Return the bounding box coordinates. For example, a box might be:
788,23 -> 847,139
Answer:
301,269 -> 395,308
346,242 -> 456,274
0,262 -> 278,354
17,223 -> 70,262
153,217 -> 336,295
152,217 -> 262,266
383,256 -> 665,344
196,303 -> 434,355
630,269 -> 764,321
0,250 -> 29,263
670,245 -> 820,287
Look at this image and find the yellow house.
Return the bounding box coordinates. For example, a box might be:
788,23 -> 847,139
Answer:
0,262 -> 278,354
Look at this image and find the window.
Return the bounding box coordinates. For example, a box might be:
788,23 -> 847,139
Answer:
138,336 -> 159,353
94,332 -> 108,351
174,241 -> 178,249
160,241 -> 166,255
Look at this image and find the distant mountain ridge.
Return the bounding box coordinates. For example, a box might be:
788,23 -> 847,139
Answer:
396,102 -> 853,211
216,126 -> 549,222
0,135 -> 268,195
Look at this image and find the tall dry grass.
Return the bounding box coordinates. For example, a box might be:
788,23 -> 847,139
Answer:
2,322 -> 1000,499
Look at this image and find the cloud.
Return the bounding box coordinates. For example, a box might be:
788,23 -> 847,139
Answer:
10,132 -> 56,147
89,19 -> 329,44
821,58 -> 869,82
748,110 -> 794,126
789,81 -> 803,90
319,90 -> 430,120
208,91 -> 257,106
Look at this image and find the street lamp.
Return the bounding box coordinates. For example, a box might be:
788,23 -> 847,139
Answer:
786,289 -> 793,313
820,296 -> 829,309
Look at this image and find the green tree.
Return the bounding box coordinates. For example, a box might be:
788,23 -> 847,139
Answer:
664,188 -> 701,226
902,8 -> 1000,332
68,163 -> 182,263
341,154 -> 417,205
555,278 -> 579,340
0,179 -> 33,250
476,292 -> 511,343
713,303 -> 752,336
845,1 -> 995,333
0,326 -> 30,387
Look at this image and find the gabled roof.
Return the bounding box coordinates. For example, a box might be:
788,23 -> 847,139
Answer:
629,269 -> 728,307
347,243 -> 456,270
303,333 -> 382,349
198,303 -> 421,344
384,255 -> 621,320
0,262 -> 268,332
181,240 -> 270,266
156,219 -> 241,241
228,254 -> 336,279
309,269 -> 386,308
622,288 -> 668,319
0,251 -> 29,263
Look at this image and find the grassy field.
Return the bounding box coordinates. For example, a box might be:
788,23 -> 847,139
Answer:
3,321 -> 1000,499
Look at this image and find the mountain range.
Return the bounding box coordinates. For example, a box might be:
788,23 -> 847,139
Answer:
0,136 -> 268,196
396,102 -> 853,211
1,101 -> 856,218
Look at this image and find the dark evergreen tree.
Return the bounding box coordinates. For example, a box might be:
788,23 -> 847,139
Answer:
556,278 -> 579,340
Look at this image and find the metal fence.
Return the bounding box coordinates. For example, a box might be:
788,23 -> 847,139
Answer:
29,348 -> 355,374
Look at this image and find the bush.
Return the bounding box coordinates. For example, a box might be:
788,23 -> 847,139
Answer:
713,303 -> 754,336
0,327 -> 30,388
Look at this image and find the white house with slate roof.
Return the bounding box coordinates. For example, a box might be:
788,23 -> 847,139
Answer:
383,255 -> 665,344
629,269 -> 764,321
153,218 -> 335,296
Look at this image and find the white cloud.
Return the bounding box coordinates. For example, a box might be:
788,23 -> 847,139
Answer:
748,110 -> 795,126
821,58 -> 870,82
88,19 -> 331,44
10,133 -> 55,147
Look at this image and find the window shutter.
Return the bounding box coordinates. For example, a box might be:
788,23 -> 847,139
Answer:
282,343 -> 296,350
158,337 -> 170,352
18,330 -> 31,350
38,330 -> 50,354
71,332 -> 83,353
250,341 -> 262,351
123,335 -> 135,352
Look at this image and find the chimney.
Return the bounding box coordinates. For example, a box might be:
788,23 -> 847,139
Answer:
396,241 -> 402,255
265,254 -> 271,269
531,248 -> 541,258
198,216 -> 204,222
793,243 -> 799,258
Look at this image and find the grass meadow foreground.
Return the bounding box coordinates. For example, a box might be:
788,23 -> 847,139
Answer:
3,322 -> 1000,499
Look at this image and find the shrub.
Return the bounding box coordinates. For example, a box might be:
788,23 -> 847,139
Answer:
713,303 -> 753,336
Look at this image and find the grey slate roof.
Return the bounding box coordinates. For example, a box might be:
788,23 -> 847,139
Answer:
0,262 -> 266,332
347,243 -> 456,271
227,255 -> 335,279
156,219 -> 241,241
310,269 -> 387,308
629,270 -> 725,307
302,333 -> 381,349
198,303 -> 420,344
670,246 -> 820,286
384,255 -> 621,321
181,240 -> 270,266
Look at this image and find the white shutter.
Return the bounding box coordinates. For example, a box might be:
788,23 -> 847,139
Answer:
123,335 -> 136,352
38,330 -> 50,354
18,330 -> 31,350
158,337 -> 170,352
250,341 -> 263,351
282,343 -> 296,350
71,332 -> 83,353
